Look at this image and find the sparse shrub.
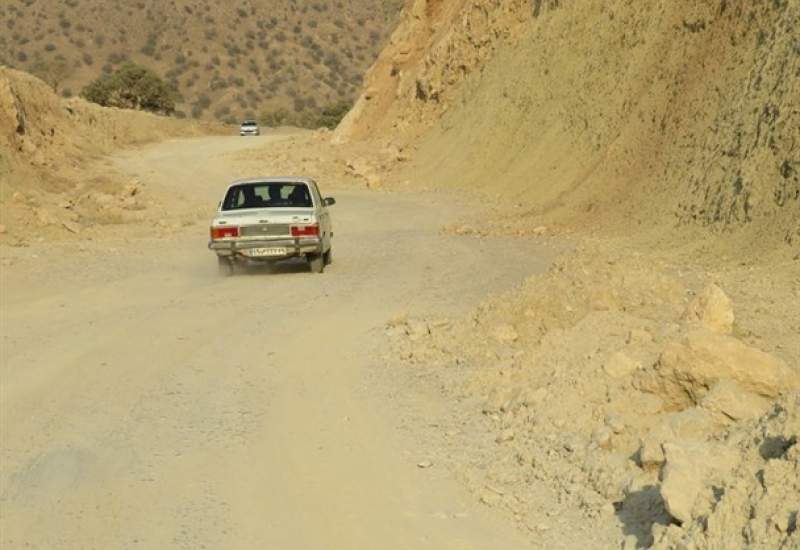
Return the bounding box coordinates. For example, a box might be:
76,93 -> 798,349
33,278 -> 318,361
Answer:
107,51 -> 125,64
209,75 -> 228,90
82,63 -> 178,115
314,100 -> 350,129
30,56 -> 72,92
260,108 -> 290,127
196,94 -> 211,109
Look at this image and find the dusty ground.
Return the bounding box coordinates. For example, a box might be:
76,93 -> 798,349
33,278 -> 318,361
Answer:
3,2 -> 799,547
2,130 -> 798,549
1,134 -> 580,549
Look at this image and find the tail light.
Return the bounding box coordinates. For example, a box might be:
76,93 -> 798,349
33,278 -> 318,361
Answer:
210,226 -> 239,239
291,224 -> 320,237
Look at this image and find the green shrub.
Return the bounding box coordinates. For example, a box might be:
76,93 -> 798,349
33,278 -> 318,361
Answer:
82,63 -> 178,115
314,100 -> 350,129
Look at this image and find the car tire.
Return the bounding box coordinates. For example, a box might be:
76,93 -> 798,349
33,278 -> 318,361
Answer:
308,254 -> 324,274
217,256 -> 234,276
323,247 -> 333,266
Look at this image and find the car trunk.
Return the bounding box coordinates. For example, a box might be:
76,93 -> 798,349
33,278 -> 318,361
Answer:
216,208 -> 315,239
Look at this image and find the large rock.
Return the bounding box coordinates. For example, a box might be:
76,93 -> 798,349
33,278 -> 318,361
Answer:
701,380 -> 772,424
657,329 -> 798,404
639,407 -> 715,467
684,284 -> 735,334
660,441 -> 738,524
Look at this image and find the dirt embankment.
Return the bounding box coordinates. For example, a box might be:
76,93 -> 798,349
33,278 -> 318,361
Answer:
386,243 -> 799,548
338,0 -> 799,249
328,1 -> 800,548
0,67 -> 218,243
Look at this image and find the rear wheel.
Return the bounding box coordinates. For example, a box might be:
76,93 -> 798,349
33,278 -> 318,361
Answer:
308,254 -> 324,273
217,256 -> 234,277
323,247 -> 333,266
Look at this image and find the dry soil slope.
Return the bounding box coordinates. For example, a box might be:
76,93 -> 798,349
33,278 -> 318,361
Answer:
0,67 -> 209,241
338,0 -> 800,249
0,0 -> 401,124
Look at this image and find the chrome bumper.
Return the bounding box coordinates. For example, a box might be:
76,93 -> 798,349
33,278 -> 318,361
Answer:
209,238 -> 322,259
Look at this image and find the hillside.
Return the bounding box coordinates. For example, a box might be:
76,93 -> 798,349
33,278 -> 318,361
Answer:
337,0 -> 799,250
0,0 -> 401,126
0,67 -> 214,242
327,1 -> 800,547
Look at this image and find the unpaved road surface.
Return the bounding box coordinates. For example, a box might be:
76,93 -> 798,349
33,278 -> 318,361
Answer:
1,136 -> 554,549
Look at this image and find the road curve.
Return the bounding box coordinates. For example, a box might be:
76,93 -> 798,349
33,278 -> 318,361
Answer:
1,136 -> 552,549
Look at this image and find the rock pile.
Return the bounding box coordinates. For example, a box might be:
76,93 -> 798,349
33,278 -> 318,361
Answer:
385,248 -> 799,547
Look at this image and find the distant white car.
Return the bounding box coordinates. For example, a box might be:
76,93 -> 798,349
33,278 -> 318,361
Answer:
208,177 -> 335,275
239,120 -> 260,136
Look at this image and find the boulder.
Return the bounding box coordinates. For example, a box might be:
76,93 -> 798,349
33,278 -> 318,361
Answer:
684,283 -> 734,334
639,407 -> 715,467
660,441 -> 738,524
657,329 -> 798,403
701,380 -> 772,424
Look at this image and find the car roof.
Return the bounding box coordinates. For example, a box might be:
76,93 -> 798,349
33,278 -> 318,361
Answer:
241,120 -> 257,124
227,176 -> 314,187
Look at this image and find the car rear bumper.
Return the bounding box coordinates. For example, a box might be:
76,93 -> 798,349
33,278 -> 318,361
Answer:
209,238 -> 322,260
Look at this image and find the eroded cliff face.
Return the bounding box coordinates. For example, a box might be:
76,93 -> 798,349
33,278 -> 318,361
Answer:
0,67 -> 209,240
338,0 -> 799,246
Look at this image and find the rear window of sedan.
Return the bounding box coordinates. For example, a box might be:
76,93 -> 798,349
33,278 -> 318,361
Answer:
222,182 -> 313,210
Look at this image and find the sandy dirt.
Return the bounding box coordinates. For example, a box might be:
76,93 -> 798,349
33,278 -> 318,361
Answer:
1,135 -> 561,549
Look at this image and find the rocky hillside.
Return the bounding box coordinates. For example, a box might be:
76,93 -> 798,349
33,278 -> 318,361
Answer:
329,1 -> 800,548
0,0 -> 401,125
337,0 -> 799,247
0,67 -> 211,241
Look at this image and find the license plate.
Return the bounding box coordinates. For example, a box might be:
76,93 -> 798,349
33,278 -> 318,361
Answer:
247,247 -> 287,257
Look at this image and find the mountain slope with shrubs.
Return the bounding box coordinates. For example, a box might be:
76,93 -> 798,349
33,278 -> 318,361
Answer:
0,0 -> 401,126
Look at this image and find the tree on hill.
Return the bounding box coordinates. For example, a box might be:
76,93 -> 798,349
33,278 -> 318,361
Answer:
30,57 -> 72,94
82,63 -> 179,115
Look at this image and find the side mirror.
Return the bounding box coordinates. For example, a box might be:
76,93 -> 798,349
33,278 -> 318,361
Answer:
323,197 -> 336,207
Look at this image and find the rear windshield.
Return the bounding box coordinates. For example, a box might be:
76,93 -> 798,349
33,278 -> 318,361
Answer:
242,121 -> 257,126
222,182 -> 313,210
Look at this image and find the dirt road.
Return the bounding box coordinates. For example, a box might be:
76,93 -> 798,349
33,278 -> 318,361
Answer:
1,136 -> 554,549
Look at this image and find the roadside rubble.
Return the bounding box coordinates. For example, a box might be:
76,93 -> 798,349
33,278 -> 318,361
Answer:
384,247 -> 800,548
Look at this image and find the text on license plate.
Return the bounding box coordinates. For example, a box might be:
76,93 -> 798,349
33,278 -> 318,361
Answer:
248,247 -> 287,257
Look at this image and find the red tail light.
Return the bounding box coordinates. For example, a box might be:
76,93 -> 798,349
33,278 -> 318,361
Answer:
291,224 -> 320,237
210,226 -> 239,239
